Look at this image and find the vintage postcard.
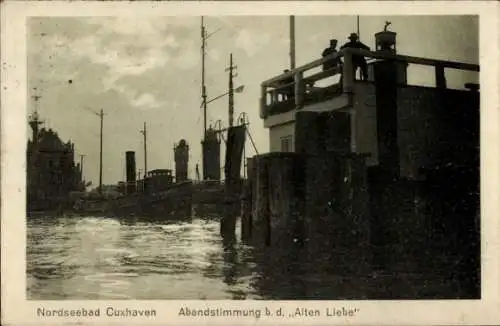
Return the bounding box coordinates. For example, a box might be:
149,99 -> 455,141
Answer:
1,1 -> 499,325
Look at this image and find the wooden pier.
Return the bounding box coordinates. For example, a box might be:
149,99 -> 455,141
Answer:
242,29 -> 480,298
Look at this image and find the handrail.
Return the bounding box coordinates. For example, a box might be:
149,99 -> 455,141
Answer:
262,48 -> 479,88
262,51 -> 343,87
260,48 -> 480,119
354,48 -> 479,71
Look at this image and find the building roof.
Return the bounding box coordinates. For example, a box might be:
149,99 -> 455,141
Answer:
31,128 -> 73,153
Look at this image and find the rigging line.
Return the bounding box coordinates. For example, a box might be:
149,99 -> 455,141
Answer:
245,127 -> 259,155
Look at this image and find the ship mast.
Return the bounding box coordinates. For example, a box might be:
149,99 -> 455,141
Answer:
79,154 -> 85,185
290,15 -> 296,70
140,122 -> 148,178
98,109 -> 104,194
357,15 -> 360,39
200,17 -> 222,180
201,16 -> 208,137
84,107 -> 106,194
227,53 -> 237,128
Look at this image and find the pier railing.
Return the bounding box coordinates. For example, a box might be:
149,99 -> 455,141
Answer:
260,48 -> 480,119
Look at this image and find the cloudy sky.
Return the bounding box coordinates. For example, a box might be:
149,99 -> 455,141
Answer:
27,15 -> 478,186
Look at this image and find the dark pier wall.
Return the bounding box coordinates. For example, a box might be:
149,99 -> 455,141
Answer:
241,158 -> 255,240
303,153 -> 371,274
247,81 -> 479,297
397,86 -> 479,178
245,151 -> 371,273
349,81 -> 480,277
361,85 -> 480,297
373,61 -> 401,177
295,111 -> 351,156
396,86 -> 480,296
294,109 -> 371,272
247,153 -> 305,247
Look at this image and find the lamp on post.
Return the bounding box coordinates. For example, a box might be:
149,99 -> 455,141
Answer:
202,85 -> 245,107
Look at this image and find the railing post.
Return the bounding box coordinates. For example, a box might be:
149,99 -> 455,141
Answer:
294,71 -> 304,109
259,85 -> 267,119
435,64 -> 447,89
343,50 -> 354,93
271,89 -> 279,104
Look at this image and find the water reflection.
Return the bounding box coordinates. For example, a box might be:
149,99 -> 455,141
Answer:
27,216 -> 264,300
27,214 -> 470,300
25,215 -> 371,300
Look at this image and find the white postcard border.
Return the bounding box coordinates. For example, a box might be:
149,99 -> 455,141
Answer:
1,1 -> 499,325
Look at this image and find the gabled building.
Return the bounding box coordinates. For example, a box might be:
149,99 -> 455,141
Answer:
27,111 -> 85,212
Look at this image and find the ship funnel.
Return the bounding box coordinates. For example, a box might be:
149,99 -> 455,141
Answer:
174,139 -> 189,183
125,151 -> 137,194
202,127 -> 221,181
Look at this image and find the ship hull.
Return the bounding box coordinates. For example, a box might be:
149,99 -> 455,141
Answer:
108,181 -> 194,221
191,182 -> 227,219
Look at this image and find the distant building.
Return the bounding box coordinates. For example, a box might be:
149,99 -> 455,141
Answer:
27,112 -> 84,211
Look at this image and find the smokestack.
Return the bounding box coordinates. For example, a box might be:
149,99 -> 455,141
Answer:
202,128 -> 221,181
125,151 -> 137,194
174,139 -> 189,182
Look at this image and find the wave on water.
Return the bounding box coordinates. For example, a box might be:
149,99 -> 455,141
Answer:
26,215 -> 263,299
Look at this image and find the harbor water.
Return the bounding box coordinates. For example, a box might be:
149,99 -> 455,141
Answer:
28,216 -> 259,300
27,215 -> 464,300
28,215 -> 340,300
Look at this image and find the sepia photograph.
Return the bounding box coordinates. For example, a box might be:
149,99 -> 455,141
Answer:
26,14 -> 480,300
1,1 -> 499,325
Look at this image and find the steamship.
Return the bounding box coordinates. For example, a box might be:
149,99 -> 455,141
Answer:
108,141 -> 195,220
108,123 -> 246,221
